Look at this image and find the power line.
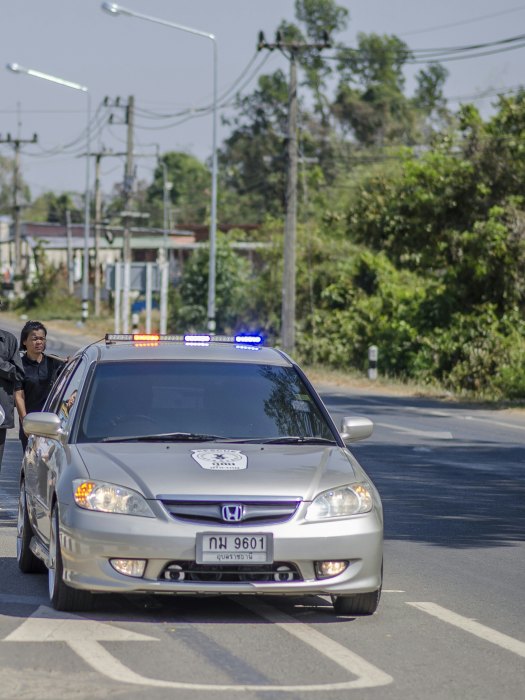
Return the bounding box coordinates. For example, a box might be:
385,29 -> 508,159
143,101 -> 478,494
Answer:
325,31 -> 525,65
447,85 -> 525,102
407,40 -> 525,64
400,4 -> 525,37
135,51 -> 269,119
132,52 -> 274,133
408,32 -> 525,56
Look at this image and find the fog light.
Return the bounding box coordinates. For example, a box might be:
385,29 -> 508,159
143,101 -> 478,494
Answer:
164,564 -> 185,581
274,565 -> 294,582
315,560 -> 348,579
110,559 -> 146,577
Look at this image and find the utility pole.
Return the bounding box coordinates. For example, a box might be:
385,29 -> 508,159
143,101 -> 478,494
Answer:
65,209 -> 74,294
0,132 -> 38,295
123,95 -> 135,265
94,153 -> 103,316
104,96 -> 135,332
283,52 -> 298,355
257,31 -> 330,354
81,144 -> 157,316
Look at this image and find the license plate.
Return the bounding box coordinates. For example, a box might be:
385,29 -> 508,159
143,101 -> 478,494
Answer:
196,532 -> 273,564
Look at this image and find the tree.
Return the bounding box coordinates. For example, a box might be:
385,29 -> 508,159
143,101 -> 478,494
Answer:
292,0 -> 349,124
219,70 -> 290,221
0,153 -> 30,215
333,33 -> 417,146
26,192 -> 83,223
169,232 -> 251,334
146,152 -> 210,227
333,33 -> 449,147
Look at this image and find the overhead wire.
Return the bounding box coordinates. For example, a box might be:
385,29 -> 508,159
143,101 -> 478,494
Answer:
329,31 -> 525,65
135,51 -> 266,120
22,102 -> 108,159
407,40 -> 525,64
399,4 -> 525,37
133,52 -> 273,132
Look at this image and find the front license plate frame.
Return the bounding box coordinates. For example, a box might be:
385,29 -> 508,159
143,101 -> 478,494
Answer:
196,532 -> 274,564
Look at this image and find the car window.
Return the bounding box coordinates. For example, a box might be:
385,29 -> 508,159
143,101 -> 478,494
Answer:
45,357 -> 82,414
57,357 -> 88,430
77,360 -> 335,442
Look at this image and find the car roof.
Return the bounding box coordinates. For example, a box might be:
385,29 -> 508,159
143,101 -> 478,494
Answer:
83,338 -> 293,366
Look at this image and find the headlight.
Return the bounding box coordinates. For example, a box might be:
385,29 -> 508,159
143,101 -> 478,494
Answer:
73,479 -> 155,517
305,483 -> 373,521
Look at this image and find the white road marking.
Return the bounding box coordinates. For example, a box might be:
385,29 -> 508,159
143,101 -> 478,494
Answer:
407,602 -> 525,658
377,421 -> 453,440
238,598 -> 393,689
5,605 -> 157,643
457,415 -> 525,432
3,603 -> 392,692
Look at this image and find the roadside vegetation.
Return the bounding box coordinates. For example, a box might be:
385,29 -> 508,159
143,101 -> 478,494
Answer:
3,0 -> 524,401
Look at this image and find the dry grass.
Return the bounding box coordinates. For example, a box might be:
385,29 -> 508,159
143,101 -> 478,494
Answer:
304,364 -> 451,398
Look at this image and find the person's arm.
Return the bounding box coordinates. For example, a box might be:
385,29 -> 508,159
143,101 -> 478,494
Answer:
13,343 -> 25,385
15,389 -> 27,421
0,358 -> 15,380
0,336 -> 24,382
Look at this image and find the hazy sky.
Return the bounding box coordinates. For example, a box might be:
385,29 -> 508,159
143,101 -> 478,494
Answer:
2,0 -> 525,201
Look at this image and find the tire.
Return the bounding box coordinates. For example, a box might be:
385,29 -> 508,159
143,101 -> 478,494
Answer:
332,560 -> 383,616
48,504 -> 95,612
17,480 -> 46,574
332,588 -> 381,616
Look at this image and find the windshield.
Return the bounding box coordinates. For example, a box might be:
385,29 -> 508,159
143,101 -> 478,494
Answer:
77,360 -> 336,443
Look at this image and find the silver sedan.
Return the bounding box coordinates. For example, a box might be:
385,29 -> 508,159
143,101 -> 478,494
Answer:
18,334 -> 383,615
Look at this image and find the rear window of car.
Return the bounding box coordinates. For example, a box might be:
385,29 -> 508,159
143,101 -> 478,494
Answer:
76,360 -> 335,442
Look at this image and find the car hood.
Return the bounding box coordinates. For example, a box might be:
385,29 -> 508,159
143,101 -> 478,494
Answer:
74,442 -> 363,501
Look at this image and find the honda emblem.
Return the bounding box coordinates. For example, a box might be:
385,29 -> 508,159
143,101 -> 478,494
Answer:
222,504 -> 244,522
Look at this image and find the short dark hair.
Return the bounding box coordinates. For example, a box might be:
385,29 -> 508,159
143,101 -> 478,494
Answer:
20,320 -> 47,350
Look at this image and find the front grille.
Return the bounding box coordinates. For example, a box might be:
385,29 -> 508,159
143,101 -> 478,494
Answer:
160,561 -> 303,583
160,498 -> 301,525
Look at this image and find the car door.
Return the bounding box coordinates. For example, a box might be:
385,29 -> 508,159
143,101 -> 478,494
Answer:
25,356 -> 88,546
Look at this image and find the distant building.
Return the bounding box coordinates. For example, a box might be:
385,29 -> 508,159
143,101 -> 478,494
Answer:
0,220 -> 266,292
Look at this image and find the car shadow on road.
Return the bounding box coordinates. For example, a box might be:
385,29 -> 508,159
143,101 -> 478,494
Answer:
352,441 -> 525,548
320,391 -> 525,549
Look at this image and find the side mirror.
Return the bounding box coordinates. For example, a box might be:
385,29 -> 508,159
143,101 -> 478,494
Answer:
340,416 -> 373,442
23,412 -> 63,439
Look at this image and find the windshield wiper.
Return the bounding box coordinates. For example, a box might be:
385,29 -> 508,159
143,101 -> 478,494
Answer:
230,436 -> 337,445
101,432 -> 226,443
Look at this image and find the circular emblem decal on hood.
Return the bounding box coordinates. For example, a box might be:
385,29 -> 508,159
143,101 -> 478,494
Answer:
191,449 -> 247,470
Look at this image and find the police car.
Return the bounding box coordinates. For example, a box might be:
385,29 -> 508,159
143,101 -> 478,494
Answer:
18,333 -> 383,614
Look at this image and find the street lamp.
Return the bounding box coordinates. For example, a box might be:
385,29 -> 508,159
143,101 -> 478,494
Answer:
101,2 -> 218,333
6,62 -> 91,324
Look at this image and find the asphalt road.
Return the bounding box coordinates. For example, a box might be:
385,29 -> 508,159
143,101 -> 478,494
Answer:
0,325 -> 523,699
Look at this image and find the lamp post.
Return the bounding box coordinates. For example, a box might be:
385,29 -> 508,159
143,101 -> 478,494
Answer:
6,62 -> 91,324
101,2 -> 218,333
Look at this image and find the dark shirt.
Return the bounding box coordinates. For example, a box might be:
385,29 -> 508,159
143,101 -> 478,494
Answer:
0,328 -> 25,429
18,353 -> 65,414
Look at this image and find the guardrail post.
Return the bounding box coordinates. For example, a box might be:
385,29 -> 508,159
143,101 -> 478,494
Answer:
368,345 -> 378,380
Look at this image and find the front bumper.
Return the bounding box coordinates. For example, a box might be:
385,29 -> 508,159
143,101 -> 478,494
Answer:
59,501 -> 383,596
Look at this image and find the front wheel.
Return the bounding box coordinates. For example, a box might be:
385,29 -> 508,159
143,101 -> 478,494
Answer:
331,588 -> 381,616
48,504 -> 95,612
332,561 -> 383,616
17,480 -> 46,574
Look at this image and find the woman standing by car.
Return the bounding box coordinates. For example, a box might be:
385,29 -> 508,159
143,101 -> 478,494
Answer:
15,321 -> 66,452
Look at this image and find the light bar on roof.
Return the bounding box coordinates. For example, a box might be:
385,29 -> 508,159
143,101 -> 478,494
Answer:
105,333 -> 264,345
235,334 -> 263,344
